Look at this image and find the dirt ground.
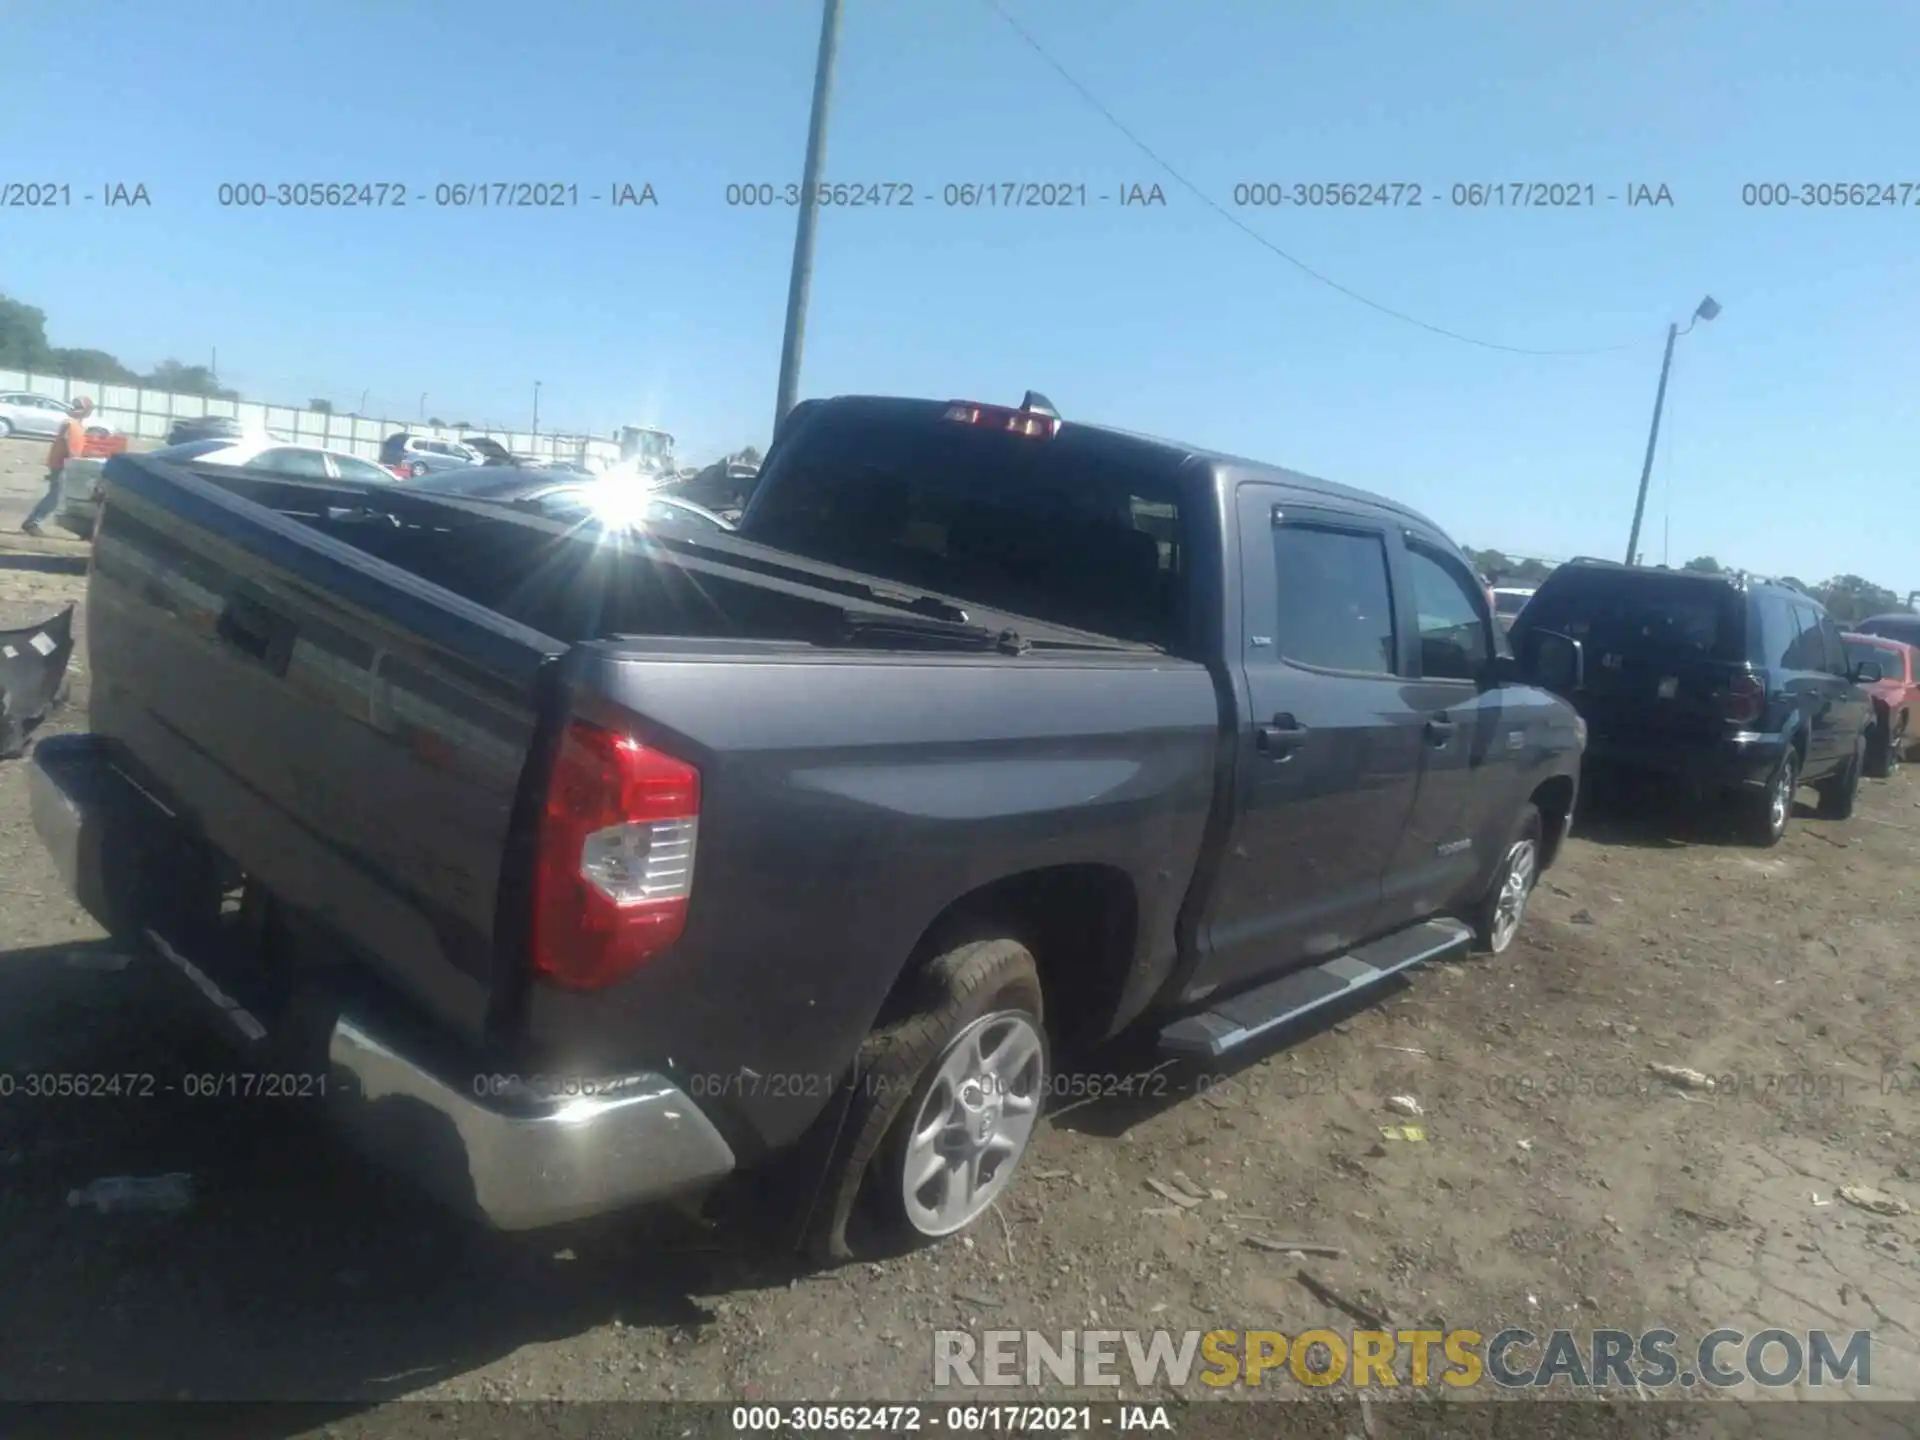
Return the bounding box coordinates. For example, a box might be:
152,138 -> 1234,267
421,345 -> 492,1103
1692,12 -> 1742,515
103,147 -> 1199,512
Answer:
2,430 -> 1918,1425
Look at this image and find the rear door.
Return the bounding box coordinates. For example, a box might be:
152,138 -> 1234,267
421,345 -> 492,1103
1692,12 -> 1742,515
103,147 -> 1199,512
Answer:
1519,570 -> 1743,745
1783,601 -> 1842,770
1380,532 -> 1516,922
1191,489 -> 1425,993
1812,609 -> 1869,767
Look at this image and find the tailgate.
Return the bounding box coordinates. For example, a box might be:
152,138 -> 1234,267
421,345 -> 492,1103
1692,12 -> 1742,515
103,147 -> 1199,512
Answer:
1577,653 -> 1741,743
85,456 -> 564,1045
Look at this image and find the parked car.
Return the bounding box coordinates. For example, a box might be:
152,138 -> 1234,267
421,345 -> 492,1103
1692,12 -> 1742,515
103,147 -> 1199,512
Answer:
34,391 -> 1583,1260
1491,586 -> 1536,632
55,437 -> 397,538
165,415 -> 251,446
0,391 -> 86,439
1510,559 -> 1876,845
404,465 -> 734,532
1854,613 -> 1920,651
379,431 -> 482,478
521,458 -> 599,478
457,436 -> 527,467
1842,632 -> 1920,777
664,459 -> 762,522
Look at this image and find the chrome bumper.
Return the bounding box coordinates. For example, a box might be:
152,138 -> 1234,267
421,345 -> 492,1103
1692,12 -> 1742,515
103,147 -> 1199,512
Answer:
326,1017 -> 736,1231
30,735 -> 737,1232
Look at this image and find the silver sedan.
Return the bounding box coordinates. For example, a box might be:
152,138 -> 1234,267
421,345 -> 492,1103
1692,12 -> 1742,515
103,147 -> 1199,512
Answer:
0,392 -> 82,439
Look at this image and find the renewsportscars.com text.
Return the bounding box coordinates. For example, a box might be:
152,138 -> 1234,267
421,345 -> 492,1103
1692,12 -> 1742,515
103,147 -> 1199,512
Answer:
932,1327 -> 1873,1390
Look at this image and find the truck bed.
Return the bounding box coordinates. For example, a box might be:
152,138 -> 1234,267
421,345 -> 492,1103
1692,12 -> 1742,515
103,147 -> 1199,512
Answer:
76,454 -> 1220,1159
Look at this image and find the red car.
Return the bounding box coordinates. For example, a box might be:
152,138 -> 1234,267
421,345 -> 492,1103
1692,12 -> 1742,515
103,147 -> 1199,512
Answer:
1842,631 -> 1920,777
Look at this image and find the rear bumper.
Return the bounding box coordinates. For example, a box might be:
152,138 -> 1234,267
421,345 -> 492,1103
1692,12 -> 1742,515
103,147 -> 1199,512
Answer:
29,734 -> 737,1232
1584,729 -> 1787,791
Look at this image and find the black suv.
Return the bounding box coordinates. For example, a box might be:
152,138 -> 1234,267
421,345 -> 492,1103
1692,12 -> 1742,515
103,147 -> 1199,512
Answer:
164,415 -> 247,446
1510,560 -> 1877,845
1855,612 -> 1920,650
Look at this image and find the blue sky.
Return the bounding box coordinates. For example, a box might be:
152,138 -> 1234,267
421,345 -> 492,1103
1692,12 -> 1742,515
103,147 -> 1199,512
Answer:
5,0 -> 1917,592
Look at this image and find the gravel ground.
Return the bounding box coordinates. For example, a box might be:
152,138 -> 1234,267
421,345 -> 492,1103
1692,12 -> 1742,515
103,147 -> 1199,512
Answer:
2,432 -> 1918,1431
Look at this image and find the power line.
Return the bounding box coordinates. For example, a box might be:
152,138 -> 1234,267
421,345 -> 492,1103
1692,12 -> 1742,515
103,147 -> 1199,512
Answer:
981,0 -> 1660,359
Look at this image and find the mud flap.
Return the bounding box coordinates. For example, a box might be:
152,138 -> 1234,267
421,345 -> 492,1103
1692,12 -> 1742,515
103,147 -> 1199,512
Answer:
0,603 -> 76,759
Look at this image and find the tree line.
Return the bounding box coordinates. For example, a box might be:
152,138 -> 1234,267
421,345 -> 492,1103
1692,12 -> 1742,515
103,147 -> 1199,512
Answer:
0,291 -> 236,400
1466,548 -> 1915,626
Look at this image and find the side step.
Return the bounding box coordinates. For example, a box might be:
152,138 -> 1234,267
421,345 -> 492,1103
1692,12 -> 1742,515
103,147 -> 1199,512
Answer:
1159,917 -> 1473,1059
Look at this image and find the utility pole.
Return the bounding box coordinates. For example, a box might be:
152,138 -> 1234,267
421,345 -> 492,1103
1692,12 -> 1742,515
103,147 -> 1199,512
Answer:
772,0 -> 845,433
1625,296 -> 1719,567
1624,323 -> 1677,568
533,380 -> 542,435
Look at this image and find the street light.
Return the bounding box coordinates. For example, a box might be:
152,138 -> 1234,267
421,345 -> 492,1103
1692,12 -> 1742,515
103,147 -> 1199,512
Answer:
1625,295 -> 1719,566
772,0 -> 846,432
533,381 -> 542,436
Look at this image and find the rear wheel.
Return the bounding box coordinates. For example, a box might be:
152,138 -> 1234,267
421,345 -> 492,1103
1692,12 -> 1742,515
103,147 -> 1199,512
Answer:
1744,748 -> 1799,846
1867,717 -> 1899,779
805,938 -> 1047,1262
1817,734 -> 1865,819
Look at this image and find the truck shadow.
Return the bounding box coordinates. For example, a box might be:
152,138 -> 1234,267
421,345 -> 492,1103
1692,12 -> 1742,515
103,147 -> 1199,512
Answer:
0,552 -> 89,576
0,939 -> 804,1419
1042,979 -> 1406,1141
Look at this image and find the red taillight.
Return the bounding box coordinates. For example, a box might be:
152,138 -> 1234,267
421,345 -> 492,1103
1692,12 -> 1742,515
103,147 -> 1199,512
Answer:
1722,673 -> 1765,725
942,401 -> 1059,440
532,720 -> 700,990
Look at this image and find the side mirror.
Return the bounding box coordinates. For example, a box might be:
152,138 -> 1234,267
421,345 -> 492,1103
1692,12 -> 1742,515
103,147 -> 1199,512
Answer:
1853,661 -> 1883,684
1517,630 -> 1584,693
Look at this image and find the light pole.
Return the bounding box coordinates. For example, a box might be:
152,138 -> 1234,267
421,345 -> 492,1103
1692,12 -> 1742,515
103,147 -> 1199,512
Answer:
1625,295 -> 1719,566
533,381 -> 542,436
418,392 -> 428,424
772,0 -> 845,433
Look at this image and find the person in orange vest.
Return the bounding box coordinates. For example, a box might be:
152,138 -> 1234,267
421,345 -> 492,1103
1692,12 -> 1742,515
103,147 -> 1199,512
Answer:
21,396 -> 94,536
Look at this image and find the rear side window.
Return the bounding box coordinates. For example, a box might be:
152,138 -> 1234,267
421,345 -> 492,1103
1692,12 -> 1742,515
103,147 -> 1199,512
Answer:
1271,524 -> 1396,675
1521,571 -> 1741,661
1756,595 -> 1800,669
739,411 -> 1186,647
1815,613 -> 1851,677
244,447 -> 332,480
1781,603 -> 1827,672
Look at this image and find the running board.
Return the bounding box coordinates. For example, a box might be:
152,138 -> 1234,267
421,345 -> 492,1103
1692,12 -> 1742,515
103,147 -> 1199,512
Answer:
1159,918 -> 1473,1059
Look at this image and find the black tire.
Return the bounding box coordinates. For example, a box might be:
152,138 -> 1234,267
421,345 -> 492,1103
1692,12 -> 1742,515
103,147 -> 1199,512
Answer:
1817,734 -> 1865,819
1866,719 -> 1897,779
1744,747 -> 1799,847
804,938 -> 1047,1263
1470,804 -> 1542,954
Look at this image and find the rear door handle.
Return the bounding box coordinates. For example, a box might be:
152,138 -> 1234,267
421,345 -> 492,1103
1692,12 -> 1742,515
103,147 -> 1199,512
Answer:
1256,713 -> 1309,757
1424,711 -> 1456,745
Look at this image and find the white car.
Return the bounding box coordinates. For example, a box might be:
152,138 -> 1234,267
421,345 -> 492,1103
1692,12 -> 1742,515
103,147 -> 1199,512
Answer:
56,437 -> 397,538
1491,586 -> 1536,630
0,392 -> 95,440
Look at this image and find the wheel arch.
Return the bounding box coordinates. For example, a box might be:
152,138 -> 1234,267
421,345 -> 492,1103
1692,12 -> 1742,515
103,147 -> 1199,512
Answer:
873,863 -> 1140,1054
1530,773 -> 1576,870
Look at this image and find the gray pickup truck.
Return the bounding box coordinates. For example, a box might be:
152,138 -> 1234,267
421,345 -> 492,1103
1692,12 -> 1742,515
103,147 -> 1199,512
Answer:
29,391 -> 1585,1258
